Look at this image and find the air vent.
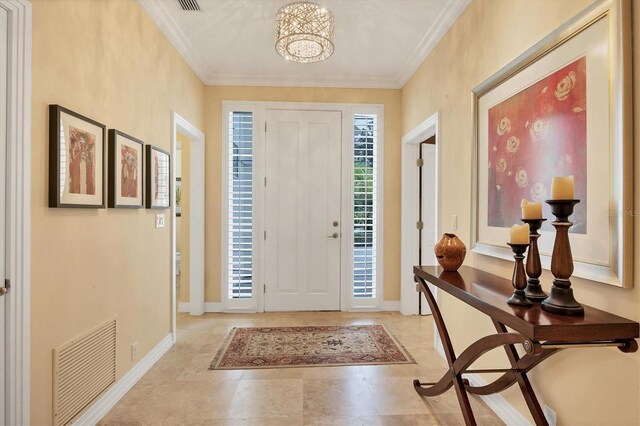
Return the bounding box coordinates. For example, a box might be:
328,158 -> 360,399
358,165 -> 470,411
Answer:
178,0 -> 201,11
53,319 -> 117,426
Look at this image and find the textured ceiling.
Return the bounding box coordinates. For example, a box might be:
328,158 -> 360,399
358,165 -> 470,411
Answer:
139,0 -> 470,88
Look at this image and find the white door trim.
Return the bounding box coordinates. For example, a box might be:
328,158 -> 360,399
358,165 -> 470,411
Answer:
1,0 -> 31,423
401,112 -> 440,316
171,113 -> 205,340
221,101 -> 384,313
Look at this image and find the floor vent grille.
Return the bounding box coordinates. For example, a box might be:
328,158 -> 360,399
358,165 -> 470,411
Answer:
178,0 -> 201,11
53,319 -> 117,426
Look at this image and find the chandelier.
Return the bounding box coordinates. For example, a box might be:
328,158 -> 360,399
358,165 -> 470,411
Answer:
275,1 -> 335,63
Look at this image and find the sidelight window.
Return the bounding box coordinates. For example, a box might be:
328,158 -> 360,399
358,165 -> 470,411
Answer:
353,114 -> 378,298
227,111 -> 253,299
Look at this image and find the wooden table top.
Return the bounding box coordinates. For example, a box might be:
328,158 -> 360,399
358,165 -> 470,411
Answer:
414,265 -> 639,342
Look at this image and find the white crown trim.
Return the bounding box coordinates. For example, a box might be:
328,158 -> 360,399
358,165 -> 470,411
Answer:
394,0 -> 471,87
138,0 -> 469,88
138,0 -> 211,83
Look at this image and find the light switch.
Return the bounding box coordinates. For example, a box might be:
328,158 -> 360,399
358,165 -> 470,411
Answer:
155,214 -> 165,228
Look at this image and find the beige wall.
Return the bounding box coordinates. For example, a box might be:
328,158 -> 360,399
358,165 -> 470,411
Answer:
177,132 -> 191,302
402,0 -> 639,424
203,86 -> 402,303
30,0 -> 204,423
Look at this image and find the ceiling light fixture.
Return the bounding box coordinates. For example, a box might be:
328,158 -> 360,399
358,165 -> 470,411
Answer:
275,1 -> 335,63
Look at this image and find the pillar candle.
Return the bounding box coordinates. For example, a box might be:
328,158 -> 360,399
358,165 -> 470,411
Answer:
521,199 -> 542,219
550,176 -> 574,199
509,223 -> 530,245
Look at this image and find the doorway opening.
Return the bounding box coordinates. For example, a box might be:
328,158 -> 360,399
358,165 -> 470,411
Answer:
418,136 -> 436,315
401,112 -> 440,316
171,113 -> 205,341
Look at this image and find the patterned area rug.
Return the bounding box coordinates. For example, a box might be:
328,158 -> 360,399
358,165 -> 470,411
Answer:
210,325 -> 415,370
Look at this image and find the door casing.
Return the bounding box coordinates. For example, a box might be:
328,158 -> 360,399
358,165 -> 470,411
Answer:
222,101 -> 384,313
0,1 -> 31,424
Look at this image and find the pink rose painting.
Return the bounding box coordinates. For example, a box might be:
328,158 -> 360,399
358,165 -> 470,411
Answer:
487,56 -> 587,233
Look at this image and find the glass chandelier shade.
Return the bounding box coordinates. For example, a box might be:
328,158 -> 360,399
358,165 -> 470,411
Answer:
275,1 -> 335,63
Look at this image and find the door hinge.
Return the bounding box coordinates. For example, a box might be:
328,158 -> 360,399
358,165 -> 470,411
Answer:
416,221 -> 424,230
264,284 -> 266,293
0,278 -> 9,296
264,177 -> 267,187
265,122 -> 267,132
416,158 -> 424,167
264,230 -> 267,240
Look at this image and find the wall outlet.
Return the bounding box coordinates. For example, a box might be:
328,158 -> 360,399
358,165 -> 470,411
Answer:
131,342 -> 138,362
451,214 -> 458,230
543,404 -> 557,426
155,214 -> 165,228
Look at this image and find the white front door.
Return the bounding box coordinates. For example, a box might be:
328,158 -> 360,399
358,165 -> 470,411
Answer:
0,4 -> 9,421
264,109 -> 342,311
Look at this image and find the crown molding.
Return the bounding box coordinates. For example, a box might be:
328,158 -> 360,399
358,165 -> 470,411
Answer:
394,0 -> 471,87
138,0 -> 211,83
206,72 -> 402,89
138,0 -> 469,89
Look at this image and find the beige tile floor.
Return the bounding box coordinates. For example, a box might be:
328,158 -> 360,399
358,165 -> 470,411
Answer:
99,312 -> 503,426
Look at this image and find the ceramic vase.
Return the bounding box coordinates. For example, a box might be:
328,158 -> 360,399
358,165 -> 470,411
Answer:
434,233 -> 466,271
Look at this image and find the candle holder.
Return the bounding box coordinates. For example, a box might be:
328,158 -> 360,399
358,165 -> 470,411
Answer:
521,218 -> 547,302
542,199 -> 584,316
506,243 -> 532,307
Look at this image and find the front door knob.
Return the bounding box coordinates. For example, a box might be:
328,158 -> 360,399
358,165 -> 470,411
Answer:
328,232 -> 339,239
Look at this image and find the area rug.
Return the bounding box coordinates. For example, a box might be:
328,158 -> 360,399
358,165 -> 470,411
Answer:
209,324 -> 415,370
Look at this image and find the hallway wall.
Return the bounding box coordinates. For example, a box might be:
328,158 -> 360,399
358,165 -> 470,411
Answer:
30,0 -> 204,423
402,0 -> 639,424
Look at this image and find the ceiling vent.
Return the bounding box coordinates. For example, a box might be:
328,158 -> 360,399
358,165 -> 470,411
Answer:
178,0 -> 201,11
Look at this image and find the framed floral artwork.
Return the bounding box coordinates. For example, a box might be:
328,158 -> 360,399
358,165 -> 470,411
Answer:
471,0 -> 632,288
108,130 -> 144,208
48,105 -> 106,208
145,145 -> 171,209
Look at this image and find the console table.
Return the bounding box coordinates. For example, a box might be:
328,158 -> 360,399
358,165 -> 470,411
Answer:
413,265 -> 639,426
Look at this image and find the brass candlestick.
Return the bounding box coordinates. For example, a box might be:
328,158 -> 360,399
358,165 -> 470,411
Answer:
542,199 -> 584,316
522,218 -> 547,302
506,243 -> 532,307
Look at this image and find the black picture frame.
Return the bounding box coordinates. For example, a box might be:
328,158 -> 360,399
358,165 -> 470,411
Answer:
145,145 -> 171,209
48,105 -> 106,208
108,129 -> 145,209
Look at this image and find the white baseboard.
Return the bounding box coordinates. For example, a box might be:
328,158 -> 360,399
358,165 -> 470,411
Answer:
381,300 -> 400,311
179,301 -> 400,313
463,374 -> 531,426
73,334 -> 174,425
433,328 -> 530,426
178,302 -> 222,313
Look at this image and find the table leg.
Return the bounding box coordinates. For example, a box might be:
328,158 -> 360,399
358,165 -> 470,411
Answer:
493,320 -> 549,426
414,275 -> 478,425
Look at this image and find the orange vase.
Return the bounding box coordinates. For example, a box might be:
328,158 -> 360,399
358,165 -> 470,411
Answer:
434,233 -> 466,272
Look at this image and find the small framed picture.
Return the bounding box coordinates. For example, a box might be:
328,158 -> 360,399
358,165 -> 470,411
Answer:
48,105 -> 106,208
145,145 -> 171,209
108,129 -> 144,208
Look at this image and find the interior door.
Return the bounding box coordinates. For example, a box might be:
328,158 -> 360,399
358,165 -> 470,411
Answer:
421,143 -> 437,265
264,109 -> 342,311
0,4 -> 9,421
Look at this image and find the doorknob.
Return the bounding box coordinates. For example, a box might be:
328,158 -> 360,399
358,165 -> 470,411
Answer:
328,232 -> 339,239
0,279 -> 9,296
